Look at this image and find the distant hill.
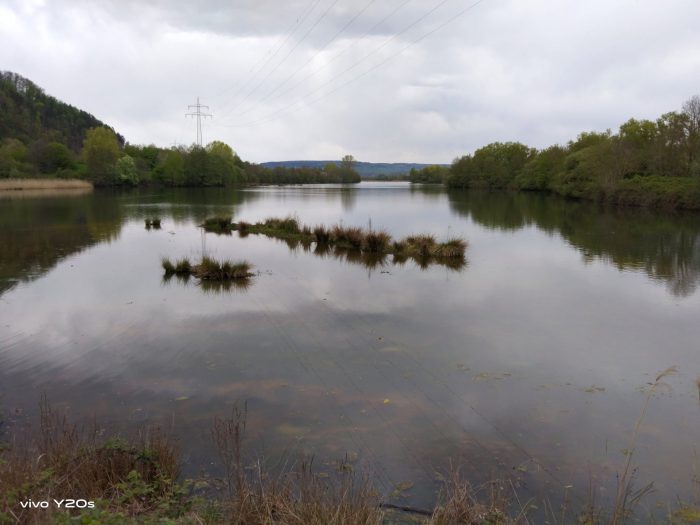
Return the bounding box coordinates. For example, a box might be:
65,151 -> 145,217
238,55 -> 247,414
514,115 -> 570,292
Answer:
261,160 -> 447,178
0,71 -> 123,151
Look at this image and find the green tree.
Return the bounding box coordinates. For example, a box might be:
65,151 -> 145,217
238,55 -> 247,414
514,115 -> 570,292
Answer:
154,148 -> 186,186
115,155 -> 139,186
0,138 -> 30,178
83,127 -> 120,185
447,142 -> 534,189
205,140 -> 245,185
33,141 -> 74,173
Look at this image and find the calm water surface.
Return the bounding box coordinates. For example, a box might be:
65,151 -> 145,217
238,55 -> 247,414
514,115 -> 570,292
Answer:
1,182 -> 699,511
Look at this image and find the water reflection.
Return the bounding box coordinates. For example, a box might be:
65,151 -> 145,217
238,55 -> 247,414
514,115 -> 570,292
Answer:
2,184 -> 700,514
447,190 -> 700,297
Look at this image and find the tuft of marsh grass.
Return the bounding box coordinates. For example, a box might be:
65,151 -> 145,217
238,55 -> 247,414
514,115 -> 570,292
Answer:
162,257 -> 175,274
196,256 -> 253,280
404,234 -> 438,257
203,215 -> 233,232
313,225 -> 331,243
364,230 -> 391,253
332,225 -> 365,248
264,216 -> 300,234
437,238 -> 468,258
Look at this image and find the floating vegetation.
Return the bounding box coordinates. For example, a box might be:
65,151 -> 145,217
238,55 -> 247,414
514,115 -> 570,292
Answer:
145,217 -> 162,229
202,215 -> 233,234
162,256 -> 254,282
201,215 -> 468,269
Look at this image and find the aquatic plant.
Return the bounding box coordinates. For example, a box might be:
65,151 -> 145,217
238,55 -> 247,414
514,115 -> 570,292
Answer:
313,225 -> 331,243
203,215 -> 233,232
436,238 -> 468,258
224,217 -> 467,270
196,256 -> 253,280
263,216 -> 300,234
364,230 -> 391,253
145,218 -> 162,229
161,257 -> 175,274
331,225 -> 365,248
404,234 -> 438,257
162,256 -> 252,282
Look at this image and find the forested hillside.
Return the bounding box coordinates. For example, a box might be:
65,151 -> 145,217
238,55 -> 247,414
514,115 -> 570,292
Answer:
0,71 -> 123,151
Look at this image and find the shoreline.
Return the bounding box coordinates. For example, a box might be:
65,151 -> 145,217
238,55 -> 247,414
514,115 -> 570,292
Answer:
0,178 -> 93,192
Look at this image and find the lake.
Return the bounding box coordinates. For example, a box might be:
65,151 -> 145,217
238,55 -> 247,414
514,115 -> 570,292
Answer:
1,182 -> 699,513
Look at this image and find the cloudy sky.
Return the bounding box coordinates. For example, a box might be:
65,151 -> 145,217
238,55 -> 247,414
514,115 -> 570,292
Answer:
2,0 -> 699,163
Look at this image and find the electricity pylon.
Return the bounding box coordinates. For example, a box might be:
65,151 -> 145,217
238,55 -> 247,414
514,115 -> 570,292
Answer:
185,97 -> 212,146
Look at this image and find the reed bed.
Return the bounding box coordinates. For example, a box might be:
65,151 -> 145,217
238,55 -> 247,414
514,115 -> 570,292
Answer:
201,215 -> 468,269
162,256 -> 253,281
0,178 -> 93,191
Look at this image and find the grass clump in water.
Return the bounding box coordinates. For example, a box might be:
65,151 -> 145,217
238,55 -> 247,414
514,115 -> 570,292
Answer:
196,256 -> 253,280
225,216 -> 468,269
203,215 -> 233,233
364,230 -> 391,253
162,256 -> 253,283
313,225 -> 331,243
145,218 -> 162,229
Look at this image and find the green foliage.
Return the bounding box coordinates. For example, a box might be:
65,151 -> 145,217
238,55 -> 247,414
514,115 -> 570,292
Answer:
443,95 -> 700,210
116,155 -> 139,186
0,71 -> 124,152
83,127 -> 121,185
447,142 -> 534,189
154,149 -> 186,186
0,138 -> 31,178
409,165 -> 449,184
33,141 -> 75,174
514,145 -> 566,191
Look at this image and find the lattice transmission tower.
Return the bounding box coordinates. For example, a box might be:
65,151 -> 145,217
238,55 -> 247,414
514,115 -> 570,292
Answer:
185,97 -> 212,146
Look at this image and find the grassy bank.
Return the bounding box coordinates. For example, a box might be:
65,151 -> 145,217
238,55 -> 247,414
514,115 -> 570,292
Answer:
2,373 -> 700,524
201,216 -> 467,270
0,402 -> 509,525
0,179 -> 93,192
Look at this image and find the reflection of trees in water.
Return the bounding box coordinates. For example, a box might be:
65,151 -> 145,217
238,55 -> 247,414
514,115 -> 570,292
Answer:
0,187 -> 260,297
0,193 -> 123,296
448,190 -> 700,297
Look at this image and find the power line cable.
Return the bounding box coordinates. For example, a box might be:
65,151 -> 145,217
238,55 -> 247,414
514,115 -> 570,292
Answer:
216,0 -> 487,129
210,0 -> 321,107
221,0 -> 413,123
219,0 -> 342,120
230,0 -> 378,120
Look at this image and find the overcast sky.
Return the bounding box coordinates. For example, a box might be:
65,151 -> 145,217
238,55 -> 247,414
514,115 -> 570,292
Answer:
2,0 -> 700,163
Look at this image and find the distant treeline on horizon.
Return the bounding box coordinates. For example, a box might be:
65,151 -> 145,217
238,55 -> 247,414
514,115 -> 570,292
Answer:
2,70 -> 700,209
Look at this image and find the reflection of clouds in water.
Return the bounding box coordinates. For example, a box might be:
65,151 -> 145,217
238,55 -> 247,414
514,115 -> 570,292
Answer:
2,185 -> 700,510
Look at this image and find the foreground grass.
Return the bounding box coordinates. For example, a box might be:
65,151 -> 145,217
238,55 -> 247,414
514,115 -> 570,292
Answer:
1,402 -> 519,525
201,216 -> 468,270
3,371 -> 698,525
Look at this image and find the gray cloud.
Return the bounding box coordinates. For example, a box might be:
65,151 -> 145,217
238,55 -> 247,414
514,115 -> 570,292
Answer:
2,0 -> 699,162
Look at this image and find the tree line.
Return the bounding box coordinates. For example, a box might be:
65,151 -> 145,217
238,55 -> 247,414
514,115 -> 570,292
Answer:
0,71 -> 360,186
416,95 -> 700,209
